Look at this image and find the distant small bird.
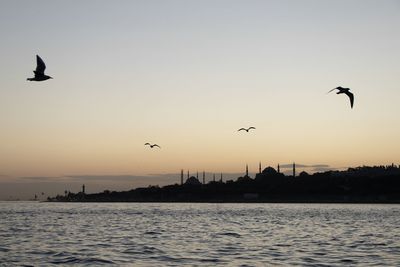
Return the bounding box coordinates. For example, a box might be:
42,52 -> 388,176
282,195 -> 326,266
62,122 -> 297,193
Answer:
328,86 -> 354,108
27,55 -> 53,81
238,127 -> 256,132
145,143 -> 161,148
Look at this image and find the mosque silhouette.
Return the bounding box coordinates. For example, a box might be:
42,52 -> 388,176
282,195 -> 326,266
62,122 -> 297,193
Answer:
181,162 -> 296,185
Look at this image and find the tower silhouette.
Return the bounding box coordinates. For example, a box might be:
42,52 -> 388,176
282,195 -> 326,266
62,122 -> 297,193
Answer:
293,162 -> 296,177
259,162 -> 262,174
203,171 -> 205,184
246,164 -> 249,177
82,184 -> 85,194
220,173 -> 223,182
180,169 -> 184,185
278,164 -> 280,173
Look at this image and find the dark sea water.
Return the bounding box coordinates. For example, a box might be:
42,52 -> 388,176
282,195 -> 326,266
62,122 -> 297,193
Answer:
0,202 -> 399,266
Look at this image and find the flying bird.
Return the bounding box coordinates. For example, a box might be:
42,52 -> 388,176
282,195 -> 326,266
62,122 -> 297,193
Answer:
328,86 -> 354,108
238,127 -> 256,132
145,143 -> 161,148
27,55 -> 53,81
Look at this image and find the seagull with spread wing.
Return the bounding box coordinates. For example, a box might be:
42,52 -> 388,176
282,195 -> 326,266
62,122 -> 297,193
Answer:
27,55 -> 53,81
238,127 -> 256,132
328,86 -> 354,108
145,143 -> 161,148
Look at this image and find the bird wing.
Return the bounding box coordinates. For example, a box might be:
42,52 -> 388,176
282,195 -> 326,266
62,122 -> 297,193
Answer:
35,55 -> 46,74
238,128 -> 246,131
248,127 -> 256,130
154,144 -> 161,148
344,91 -> 354,108
144,143 -> 151,146
327,88 -> 337,94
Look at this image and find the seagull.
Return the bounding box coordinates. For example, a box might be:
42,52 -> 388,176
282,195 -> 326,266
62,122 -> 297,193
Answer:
27,55 -> 53,81
328,86 -> 354,108
145,143 -> 161,148
238,127 -> 256,132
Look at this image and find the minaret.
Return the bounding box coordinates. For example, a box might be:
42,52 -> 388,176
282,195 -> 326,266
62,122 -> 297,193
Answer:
82,184 -> 85,194
187,170 -> 190,180
196,171 -> 199,180
180,169 -> 184,185
246,164 -> 249,177
220,173 -> 223,182
259,162 -> 262,174
293,162 -> 296,177
277,164 -> 280,173
203,171 -> 205,184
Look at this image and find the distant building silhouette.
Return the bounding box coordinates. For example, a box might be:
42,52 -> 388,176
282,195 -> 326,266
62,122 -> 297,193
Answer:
82,184 -> 85,194
203,171 -> 205,184
299,171 -> 309,177
185,176 -> 202,186
181,169 -> 184,185
237,164 -> 252,182
293,162 -> 296,177
335,165 -> 400,177
259,162 -> 262,174
277,164 -> 280,173
255,166 -> 285,181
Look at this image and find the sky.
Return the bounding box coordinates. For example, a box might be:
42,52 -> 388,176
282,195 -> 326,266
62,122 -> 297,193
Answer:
0,0 -> 399,199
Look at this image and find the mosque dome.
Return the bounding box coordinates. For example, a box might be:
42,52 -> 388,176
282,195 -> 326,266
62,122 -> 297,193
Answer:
262,167 -> 278,175
185,176 -> 202,186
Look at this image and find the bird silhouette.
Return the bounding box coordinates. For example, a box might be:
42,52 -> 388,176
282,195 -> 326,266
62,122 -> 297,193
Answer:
145,143 -> 161,148
238,127 -> 256,132
328,86 -> 354,108
27,55 -> 53,81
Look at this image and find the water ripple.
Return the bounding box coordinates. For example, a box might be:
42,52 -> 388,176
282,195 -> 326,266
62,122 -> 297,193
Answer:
0,202 -> 399,266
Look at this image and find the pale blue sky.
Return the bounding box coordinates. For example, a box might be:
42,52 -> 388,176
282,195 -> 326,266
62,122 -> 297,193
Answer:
0,0 -> 399,199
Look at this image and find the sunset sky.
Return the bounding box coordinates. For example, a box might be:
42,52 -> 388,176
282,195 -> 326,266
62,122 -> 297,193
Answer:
0,0 -> 399,199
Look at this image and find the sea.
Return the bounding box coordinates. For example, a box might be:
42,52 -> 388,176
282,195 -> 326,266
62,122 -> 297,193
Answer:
0,202 -> 399,266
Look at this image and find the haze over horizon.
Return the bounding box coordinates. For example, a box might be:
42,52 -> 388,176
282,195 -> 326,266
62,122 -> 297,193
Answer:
0,0 -> 399,199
